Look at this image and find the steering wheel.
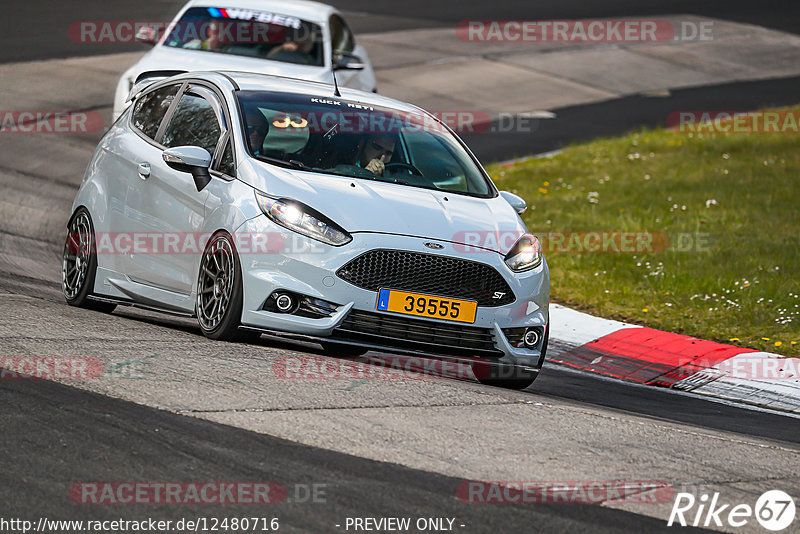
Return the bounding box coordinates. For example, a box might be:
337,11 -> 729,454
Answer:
384,162 -> 423,177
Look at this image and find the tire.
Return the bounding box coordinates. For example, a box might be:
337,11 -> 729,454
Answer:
62,208 -> 116,313
196,232 -> 252,342
320,341 -> 369,357
473,363 -> 539,390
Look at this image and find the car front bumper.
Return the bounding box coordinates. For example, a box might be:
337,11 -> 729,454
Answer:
236,217 -> 550,368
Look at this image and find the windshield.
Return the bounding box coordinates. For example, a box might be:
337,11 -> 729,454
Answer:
237,91 -> 495,197
163,7 -> 324,67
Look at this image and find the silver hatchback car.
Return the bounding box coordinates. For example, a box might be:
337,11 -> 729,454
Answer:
63,71 -> 550,389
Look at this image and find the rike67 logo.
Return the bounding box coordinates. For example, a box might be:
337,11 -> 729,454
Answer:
668,490 -> 796,531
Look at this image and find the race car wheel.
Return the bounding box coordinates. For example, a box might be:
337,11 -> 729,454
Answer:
196,232 -> 252,341
62,208 -> 116,313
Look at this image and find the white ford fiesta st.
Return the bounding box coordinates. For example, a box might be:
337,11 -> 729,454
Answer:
113,0 -> 376,120
64,71 -> 550,389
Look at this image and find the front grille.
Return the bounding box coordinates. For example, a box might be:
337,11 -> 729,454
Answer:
332,309 -> 502,357
336,249 -> 515,307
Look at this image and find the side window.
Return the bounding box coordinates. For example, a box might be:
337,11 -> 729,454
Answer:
329,15 -> 355,54
132,84 -> 180,140
218,138 -> 235,177
162,92 -> 222,156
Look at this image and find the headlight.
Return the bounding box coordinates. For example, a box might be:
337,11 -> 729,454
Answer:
255,192 -> 352,246
504,233 -> 542,272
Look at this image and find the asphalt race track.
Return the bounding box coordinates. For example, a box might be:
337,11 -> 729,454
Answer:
4,0 -> 799,63
1,1 -> 799,533
2,374 -> 708,533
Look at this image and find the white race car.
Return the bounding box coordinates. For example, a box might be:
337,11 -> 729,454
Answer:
113,0 -> 376,119
68,71 -> 549,389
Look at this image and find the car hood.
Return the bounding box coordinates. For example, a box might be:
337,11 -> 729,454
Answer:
241,162 -> 527,255
131,46 -> 331,83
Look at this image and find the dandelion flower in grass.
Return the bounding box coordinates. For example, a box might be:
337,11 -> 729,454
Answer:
792,341 -> 798,345
729,338 -> 740,342
762,337 -> 770,341
539,187 -> 548,194
642,308 -> 649,312
774,341 -> 782,347
543,181 -> 550,187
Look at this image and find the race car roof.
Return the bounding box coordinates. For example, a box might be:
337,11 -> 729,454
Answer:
183,0 -> 338,25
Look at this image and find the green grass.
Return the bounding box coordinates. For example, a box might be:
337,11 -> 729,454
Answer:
487,108 -> 800,356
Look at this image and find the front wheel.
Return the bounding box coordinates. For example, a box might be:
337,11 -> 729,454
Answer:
62,208 -> 116,313
196,232 -> 253,342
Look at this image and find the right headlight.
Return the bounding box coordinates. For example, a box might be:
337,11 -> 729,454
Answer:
504,233 -> 542,272
255,192 -> 352,246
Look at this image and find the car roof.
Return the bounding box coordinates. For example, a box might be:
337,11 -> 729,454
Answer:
218,71 -> 429,115
182,0 -> 338,24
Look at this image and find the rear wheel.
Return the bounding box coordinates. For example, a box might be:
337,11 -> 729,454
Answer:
196,232 -> 254,342
62,208 -> 116,313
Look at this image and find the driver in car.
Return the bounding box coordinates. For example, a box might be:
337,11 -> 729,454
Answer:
267,30 -> 316,65
246,109 -> 270,156
357,134 -> 395,177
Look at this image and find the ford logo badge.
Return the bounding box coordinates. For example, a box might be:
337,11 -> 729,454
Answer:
424,242 -> 444,250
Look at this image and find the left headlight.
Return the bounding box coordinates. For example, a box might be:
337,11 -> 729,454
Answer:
256,192 -> 352,246
504,233 -> 542,272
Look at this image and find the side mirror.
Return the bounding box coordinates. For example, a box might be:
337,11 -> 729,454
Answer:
163,146 -> 213,192
500,191 -> 527,215
333,52 -> 365,71
135,25 -> 159,45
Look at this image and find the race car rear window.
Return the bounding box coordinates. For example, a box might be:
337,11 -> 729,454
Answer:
164,7 -> 324,67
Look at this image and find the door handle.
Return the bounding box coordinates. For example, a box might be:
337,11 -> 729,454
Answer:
137,162 -> 151,179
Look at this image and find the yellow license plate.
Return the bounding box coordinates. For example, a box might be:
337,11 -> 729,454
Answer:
376,288 -> 477,324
